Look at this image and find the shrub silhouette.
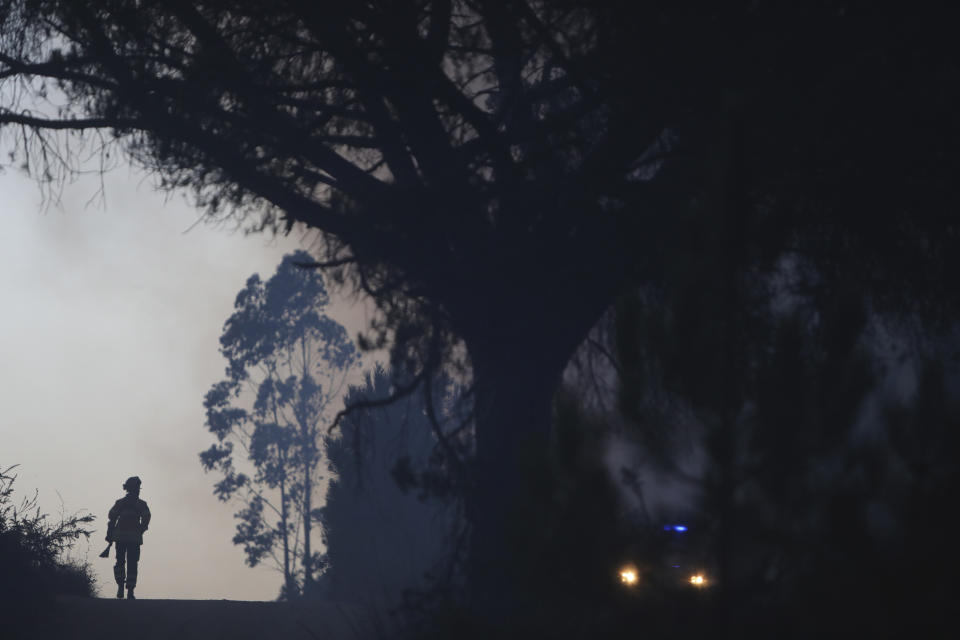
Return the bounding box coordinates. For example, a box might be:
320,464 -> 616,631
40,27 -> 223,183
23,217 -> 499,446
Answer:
0,464 -> 97,613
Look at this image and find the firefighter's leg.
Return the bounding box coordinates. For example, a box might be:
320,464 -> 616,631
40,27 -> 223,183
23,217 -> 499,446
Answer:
113,543 -> 126,598
126,543 -> 141,598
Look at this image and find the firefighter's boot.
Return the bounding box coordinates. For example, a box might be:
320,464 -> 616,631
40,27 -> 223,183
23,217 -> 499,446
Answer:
114,562 -> 125,599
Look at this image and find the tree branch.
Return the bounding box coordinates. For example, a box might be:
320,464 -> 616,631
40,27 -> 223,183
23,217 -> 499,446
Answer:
327,369 -> 428,434
0,111 -> 138,131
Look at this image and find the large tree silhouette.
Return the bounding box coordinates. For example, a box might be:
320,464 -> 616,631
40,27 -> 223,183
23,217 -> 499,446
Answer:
3,1 -> 958,614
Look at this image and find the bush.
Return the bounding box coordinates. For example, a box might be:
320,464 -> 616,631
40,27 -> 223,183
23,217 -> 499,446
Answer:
0,464 -> 97,608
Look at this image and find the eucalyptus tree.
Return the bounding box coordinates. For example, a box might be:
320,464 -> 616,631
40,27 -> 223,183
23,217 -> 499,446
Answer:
200,251 -> 359,597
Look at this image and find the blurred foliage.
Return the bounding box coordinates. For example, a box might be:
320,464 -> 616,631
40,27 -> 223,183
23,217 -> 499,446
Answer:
610,264 -> 960,638
406,300 -> 960,639
316,366 -> 460,634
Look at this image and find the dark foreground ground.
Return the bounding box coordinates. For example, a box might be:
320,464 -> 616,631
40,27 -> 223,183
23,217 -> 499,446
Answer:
15,595 -> 373,640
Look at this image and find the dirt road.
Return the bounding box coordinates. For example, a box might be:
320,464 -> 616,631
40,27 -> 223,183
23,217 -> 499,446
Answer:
17,595 -> 374,640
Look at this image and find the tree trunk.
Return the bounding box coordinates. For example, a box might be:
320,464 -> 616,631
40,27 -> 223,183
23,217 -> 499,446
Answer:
280,478 -> 292,597
462,326 -> 579,621
303,473 -> 313,589
713,94 -> 748,637
299,337 -> 314,593
445,244 -> 620,621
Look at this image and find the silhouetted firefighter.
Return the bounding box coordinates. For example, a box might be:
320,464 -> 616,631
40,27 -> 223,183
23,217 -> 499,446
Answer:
104,476 -> 151,599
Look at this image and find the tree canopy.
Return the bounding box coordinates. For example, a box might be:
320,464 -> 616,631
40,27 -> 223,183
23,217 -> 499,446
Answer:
2,2 -> 957,385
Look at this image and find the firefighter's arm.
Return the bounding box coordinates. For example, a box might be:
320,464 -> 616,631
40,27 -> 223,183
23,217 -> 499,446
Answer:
140,502 -> 151,533
106,502 -> 119,541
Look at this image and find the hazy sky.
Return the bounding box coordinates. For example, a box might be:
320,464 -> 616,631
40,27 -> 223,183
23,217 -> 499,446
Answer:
1,160 -> 373,600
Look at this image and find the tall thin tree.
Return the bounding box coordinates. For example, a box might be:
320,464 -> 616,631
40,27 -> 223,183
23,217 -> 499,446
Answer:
200,251 -> 359,597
